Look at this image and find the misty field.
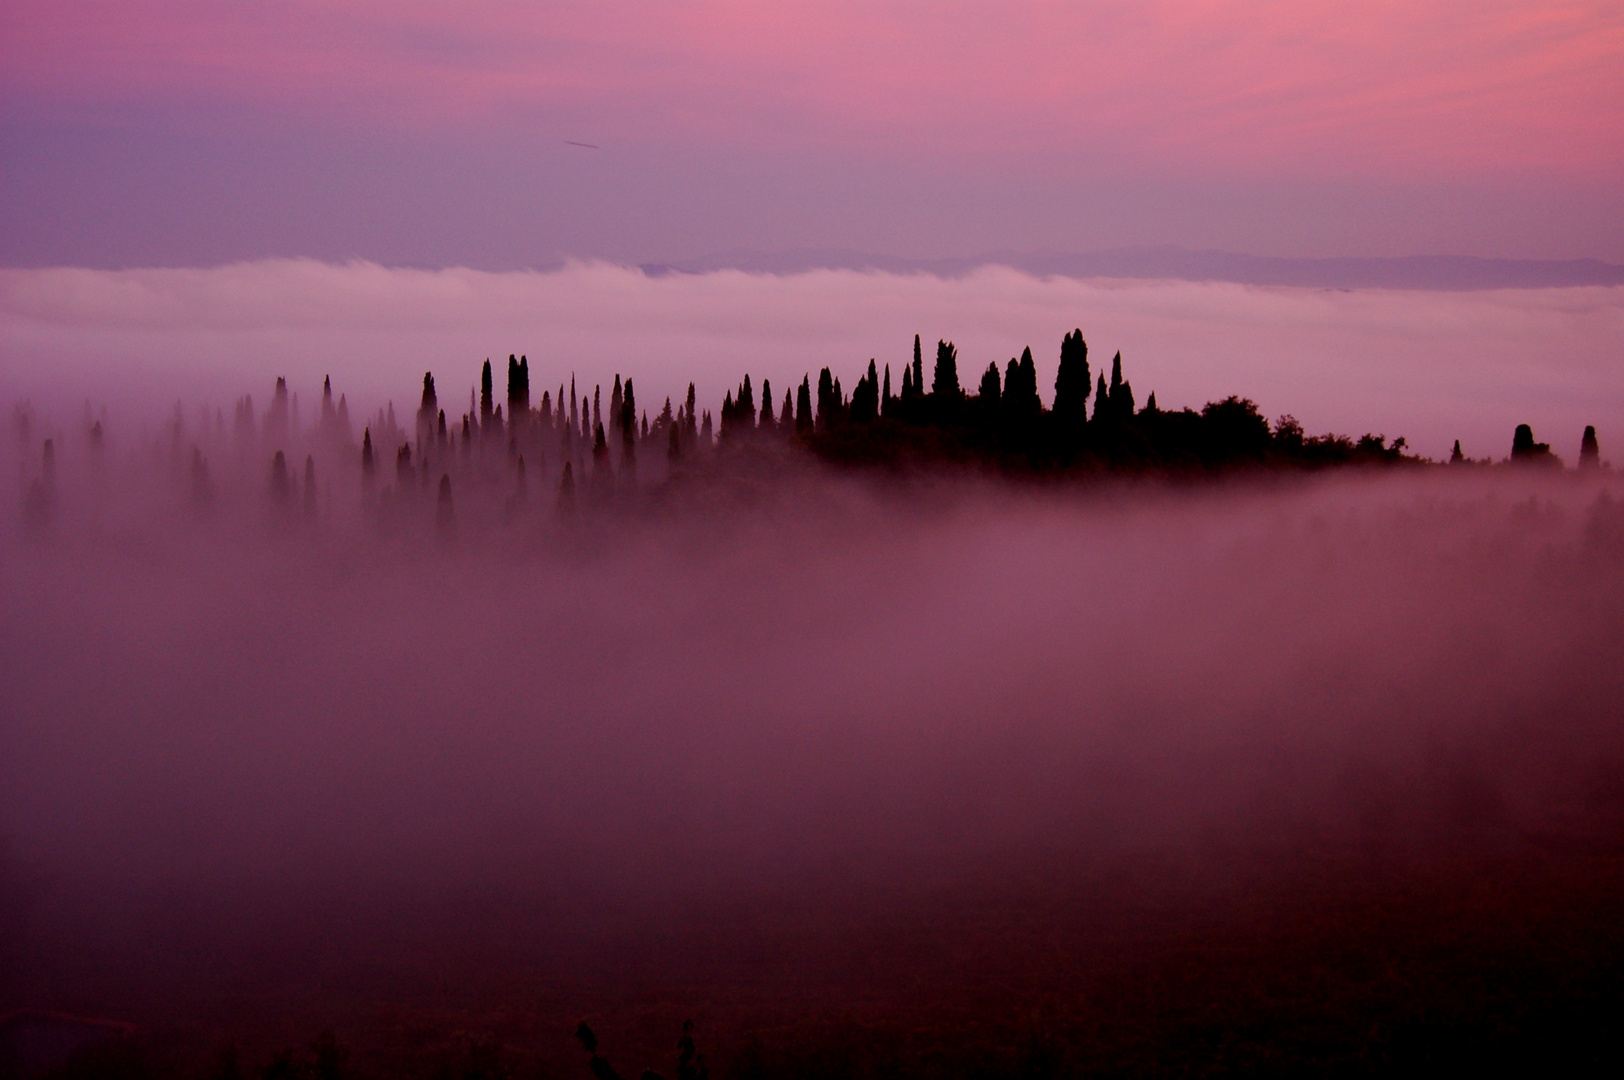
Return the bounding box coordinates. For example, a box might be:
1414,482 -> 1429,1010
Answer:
4,428 -> 1623,1076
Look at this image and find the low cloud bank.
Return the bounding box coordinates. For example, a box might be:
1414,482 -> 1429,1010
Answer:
3,259 -> 1620,462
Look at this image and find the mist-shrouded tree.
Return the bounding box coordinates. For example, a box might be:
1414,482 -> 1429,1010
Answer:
417,373 -> 438,446
610,374 -> 624,435
480,360 -> 494,428
932,339 -> 960,399
1580,425 -> 1600,469
1053,329 -> 1089,427
270,450 -> 291,504
361,427 -> 375,482
558,460 -> 575,511
436,473 -> 454,532
685,383 -> 698,444
668,418 -> 682,461
593,421 -> 610,480
1451,439 -> 1465,464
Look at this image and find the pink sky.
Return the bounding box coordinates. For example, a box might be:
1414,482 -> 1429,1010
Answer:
1,2 -> 1621,264
8,1 -> 1621,174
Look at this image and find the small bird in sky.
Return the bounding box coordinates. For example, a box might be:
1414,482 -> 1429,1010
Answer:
564,140 -> 600,149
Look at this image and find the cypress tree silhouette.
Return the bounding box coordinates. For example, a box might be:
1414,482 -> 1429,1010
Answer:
1092,373 -> 1111,423
558,460 -> 575,511
593,422 -> 610,481
700,410 -> 712,446
593,385 -> 602,436
780,388 -> 794,429
361,428 -> 375,483
932,340 -> 960,399
759,379 -> 774,430
978,361 -> 1001,404
816,368 -> 836,431
1511,423 -> 1555,463
1580,425 -> 1600,469
610,375 -> 624,436
438,409 -> 447,445
518,355 -> 530,413
621,389 -> 637,486
418,373 -> 438,447
685,384 -> 698,444
1451,439 -> 1465,464
480,360 -> 494,429
882,363 -> 893,417
1054,329 -> 1089,426
797,376 -> 813,433
270,450 -> 291,504
912,334 -> 924,397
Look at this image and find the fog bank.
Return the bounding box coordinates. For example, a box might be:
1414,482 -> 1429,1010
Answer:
3,260 -> 1620,462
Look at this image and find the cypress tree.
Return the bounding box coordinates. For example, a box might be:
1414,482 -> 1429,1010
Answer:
1054,330 -> 1088,424
796,376 -> 812,433
1580,425 -> 1600,469
882,364 -> 892,417
480,360 -> 493,427
932,340 -> 960,399
686,384 -> 698,443
270,450 -> 291,503
816,368 -> 835,431
780,389 -> 794,429
1451,439 -> 1465,464
759,379 -> 774,430
558,460 -> 575,512
610,375 -> 624,435
912,334 -> 924,395
1093,374 -> 1111,422
361,428 -> 375,481
978,362 -> 1001,404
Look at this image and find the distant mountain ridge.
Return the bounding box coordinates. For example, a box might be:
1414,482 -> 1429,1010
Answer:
641,248 -> 1624,290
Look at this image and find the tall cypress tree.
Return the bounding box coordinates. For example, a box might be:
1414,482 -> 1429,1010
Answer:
796,376 -> 813,433
759,379 -> 773,430
1054,330 -> 1088,425
912,334 -> 924,395
1580,425 -> 1600,469
978,362 -> 1001,404
932,340 -> 961,399
480,360 -> 494,427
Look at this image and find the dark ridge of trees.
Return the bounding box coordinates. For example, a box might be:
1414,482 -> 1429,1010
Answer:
1511,423 -> 1560,467
787,332 -> 1426,476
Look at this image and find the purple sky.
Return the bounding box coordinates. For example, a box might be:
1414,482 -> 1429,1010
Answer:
3,2 -> 1622,268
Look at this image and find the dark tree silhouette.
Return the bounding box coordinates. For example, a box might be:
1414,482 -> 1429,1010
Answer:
1053,329 -> 1090,427
978,361 -> 1001,405
1512,423 -> 1557,464
270,450 -> 291,504
361,428 -> 375,482
932,340 -> 961,399
1580,425 -> 1600,469
1451,439 -> 1465,464
480,360 -> 494,428
912,334 -> 924,398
